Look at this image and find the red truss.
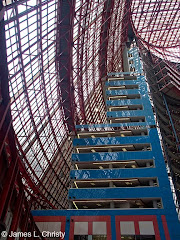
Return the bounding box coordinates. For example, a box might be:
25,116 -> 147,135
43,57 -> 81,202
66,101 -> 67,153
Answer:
130,0 -> 180,61
0,0 -> 180,233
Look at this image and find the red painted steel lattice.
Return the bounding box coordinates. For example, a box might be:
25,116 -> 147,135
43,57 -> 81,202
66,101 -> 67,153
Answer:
1,0 -> 180,229
130,0 -> 180,62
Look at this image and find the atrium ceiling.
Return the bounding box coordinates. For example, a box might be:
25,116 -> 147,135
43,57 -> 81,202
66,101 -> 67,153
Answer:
1,0 -> 180,209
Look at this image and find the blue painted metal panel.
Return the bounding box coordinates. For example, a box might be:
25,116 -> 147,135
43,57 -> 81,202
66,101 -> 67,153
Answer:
106,89 -> 141,96
107,110 -> 155,125
107,72 -> 135,76
68,187 -> 173,202
156,215 -> 166,240
72,151 -> 154,162
73,135 -> 150,146
74,133 -> 151,146
111,216 -> 116,240
31,208 -> 177,218
70,168 -> 168,180
75,122 -> 154,129
73,128 -> 158,147
105,80 -> 140,86
106,98 -> 149,106
107,109 -> 153,118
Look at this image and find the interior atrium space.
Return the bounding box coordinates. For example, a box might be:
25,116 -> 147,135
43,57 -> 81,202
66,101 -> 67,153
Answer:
0,0 -> 180,239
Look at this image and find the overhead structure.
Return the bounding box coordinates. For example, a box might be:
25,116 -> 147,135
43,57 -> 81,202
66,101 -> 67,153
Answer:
0,0 -> 180,236
130,0 -> 180,201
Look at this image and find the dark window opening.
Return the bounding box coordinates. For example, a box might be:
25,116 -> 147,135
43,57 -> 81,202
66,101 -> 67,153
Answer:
121,235 -> 155,240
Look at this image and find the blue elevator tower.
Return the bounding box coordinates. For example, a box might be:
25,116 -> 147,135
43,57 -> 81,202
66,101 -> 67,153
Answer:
32,47 -> 180,240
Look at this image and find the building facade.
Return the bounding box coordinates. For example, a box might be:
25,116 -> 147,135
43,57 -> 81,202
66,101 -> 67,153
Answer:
32,46 -> 180,240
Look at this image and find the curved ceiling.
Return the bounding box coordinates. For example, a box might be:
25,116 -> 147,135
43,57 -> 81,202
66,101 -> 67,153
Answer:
2,0 -> 180,208
131,0 -> 180,62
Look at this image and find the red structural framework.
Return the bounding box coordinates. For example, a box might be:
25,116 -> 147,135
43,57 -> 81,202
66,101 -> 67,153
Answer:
0,0 -> 180,234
